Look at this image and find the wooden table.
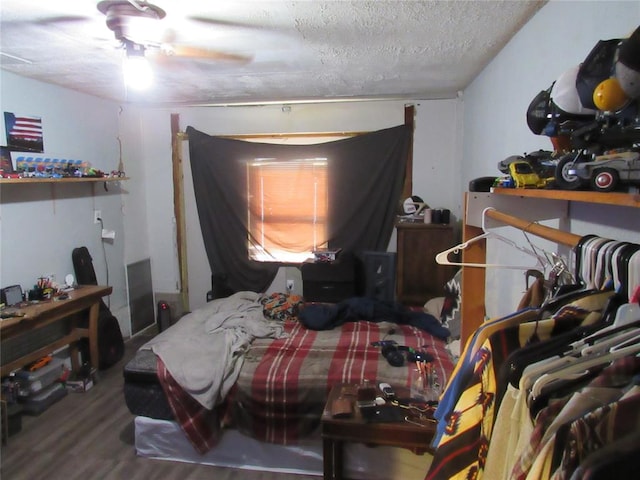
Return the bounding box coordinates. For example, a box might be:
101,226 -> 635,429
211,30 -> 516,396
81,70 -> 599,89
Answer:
0,285 -> 112,376
321,383 -> 436,480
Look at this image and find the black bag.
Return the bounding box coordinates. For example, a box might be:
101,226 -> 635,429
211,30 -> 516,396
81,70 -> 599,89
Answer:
72,246 -> 125,370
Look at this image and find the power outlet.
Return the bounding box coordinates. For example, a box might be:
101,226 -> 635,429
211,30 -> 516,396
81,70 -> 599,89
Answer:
286,279 -> 294,292
93,210 -> 102,224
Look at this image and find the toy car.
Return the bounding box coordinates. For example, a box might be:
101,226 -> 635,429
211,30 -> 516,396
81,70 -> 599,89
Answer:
566,149 -> 640,192
498,150 -> 557,179
493,175 -> 515,188
0,169 -> 20,179
508,161 -> 552,189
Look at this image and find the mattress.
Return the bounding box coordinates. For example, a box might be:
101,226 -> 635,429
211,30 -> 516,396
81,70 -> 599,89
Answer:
124,318 -> 454,451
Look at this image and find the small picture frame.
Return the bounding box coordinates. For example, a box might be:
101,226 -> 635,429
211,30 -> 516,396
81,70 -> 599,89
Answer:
0,146 -> 14,173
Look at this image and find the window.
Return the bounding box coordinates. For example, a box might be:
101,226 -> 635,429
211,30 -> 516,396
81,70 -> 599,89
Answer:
247,157 -> 328,262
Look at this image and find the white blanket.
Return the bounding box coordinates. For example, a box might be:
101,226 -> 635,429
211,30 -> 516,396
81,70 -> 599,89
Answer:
142,291 -> 287,410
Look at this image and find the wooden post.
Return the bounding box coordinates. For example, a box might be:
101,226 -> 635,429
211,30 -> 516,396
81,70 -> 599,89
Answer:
171,114 -> 190,313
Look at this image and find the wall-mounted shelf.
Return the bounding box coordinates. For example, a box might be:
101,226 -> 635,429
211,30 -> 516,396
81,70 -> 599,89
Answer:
459,188 -> 639,344
491,187 -> 640,208
0,177 -> 128,184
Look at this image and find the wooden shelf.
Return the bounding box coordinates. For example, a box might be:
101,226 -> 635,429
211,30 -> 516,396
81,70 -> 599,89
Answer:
491,187 -> 640,208
0,176 -> 128,185
0,176 -> 128,184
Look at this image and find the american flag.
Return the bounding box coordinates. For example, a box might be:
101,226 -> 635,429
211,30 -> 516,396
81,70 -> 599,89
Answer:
7,114 -> 42,141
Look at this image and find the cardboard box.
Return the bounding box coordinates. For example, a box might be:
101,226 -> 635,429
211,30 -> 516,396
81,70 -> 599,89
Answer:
65,377 -> 93,393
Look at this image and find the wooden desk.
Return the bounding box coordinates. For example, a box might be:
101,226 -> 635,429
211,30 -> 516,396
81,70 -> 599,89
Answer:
0,285 -> 112,376
321,383 -> 435,480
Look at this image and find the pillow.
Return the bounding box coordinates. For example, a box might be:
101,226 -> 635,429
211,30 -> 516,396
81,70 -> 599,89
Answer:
424,297 -> 445,318
440,269 -> 462,340
261,292 -> 304,321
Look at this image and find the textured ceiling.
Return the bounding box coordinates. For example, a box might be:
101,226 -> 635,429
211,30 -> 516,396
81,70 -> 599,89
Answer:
0,1 -> 545,106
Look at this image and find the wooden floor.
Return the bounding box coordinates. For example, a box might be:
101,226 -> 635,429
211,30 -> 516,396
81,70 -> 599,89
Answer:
1,333 -> 318,480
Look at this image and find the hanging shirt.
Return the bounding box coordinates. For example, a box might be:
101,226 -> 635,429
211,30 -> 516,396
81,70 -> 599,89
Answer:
425,291 -> 613,480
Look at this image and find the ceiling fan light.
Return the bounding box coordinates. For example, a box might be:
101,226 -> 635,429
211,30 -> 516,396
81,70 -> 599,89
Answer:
123,54 -> 153,90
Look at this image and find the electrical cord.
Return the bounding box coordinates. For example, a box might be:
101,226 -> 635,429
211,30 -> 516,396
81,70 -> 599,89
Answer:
97,217 -> 111,309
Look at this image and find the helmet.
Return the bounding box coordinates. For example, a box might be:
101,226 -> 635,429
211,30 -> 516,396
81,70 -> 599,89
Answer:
551,65 -> 598,116
592,77 -> 629,111
402,195 -> 427,215
615,61 -> 640,99
616,26 -> 640,99
576,39 -> 621,110
526,87 -> 552,135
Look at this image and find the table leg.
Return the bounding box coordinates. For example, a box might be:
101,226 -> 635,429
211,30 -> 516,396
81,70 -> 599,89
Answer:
334,439 -> 344,480
1,400 -> 8,446
88,301 -> 100,370
323,437 -> 334,479
323,438 -> 345,480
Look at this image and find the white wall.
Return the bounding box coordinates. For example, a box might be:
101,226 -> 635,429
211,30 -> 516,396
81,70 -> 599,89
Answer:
462,0 -> 640,318
7,0 -> 634,328
127,99 -> 461,312
0,72 -> 133,335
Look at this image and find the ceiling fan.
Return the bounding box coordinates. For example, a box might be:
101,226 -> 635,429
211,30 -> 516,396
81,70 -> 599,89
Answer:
96,0 -> 253,89
98,0 -> 252,62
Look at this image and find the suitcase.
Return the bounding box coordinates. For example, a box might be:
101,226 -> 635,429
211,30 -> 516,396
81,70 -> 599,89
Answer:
71,247 -> 125,370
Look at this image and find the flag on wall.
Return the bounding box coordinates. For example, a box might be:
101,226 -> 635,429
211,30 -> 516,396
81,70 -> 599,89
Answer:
4,112 -> 44,152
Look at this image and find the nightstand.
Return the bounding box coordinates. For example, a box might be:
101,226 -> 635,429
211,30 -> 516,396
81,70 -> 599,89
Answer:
301,256 -> 356,303
321,383 -> 435,480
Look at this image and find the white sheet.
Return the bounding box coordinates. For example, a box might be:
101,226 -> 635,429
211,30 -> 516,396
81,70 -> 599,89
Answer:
135,416 -> 433,479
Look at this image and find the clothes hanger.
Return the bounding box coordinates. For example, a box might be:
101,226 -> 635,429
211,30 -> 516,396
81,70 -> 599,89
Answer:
593,240 -> 625,290
609,331 -> 640,351
579,326 -> 640,356
613,243 -> 640,302
579,236 -> 614,290
561,296 -> 637,352
529,338 -> 640,399
520,297 -> 630,391
435,207 -> 547,270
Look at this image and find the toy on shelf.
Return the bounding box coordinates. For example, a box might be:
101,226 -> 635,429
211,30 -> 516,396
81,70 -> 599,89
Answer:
497,150 -> 557,189
525,25 -> 640,192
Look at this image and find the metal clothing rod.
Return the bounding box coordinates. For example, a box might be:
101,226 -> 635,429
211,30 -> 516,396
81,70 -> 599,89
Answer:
485,208 -> 581,248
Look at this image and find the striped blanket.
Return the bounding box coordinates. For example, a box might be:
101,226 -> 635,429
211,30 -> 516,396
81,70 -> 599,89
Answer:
158,319 -> 454,453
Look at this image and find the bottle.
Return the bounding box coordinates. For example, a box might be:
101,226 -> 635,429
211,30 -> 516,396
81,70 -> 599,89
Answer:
7,372 -> 16,403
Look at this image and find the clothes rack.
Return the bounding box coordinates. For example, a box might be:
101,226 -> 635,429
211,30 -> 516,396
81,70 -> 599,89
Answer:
483,208 -> 581,248
458,192 -> 640,343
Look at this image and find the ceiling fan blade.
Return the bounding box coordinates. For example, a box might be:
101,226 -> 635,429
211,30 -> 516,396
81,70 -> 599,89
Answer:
185,15 -> 263,31
34,15 -> 93,25
160,44 -> 252,63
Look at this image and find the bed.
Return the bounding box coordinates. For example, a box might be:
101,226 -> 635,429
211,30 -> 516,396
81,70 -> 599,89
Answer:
123,291 -> 455,477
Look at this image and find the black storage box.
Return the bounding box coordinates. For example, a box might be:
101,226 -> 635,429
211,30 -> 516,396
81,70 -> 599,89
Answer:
123,349 -> 174,420
359,251 -> 396,301
301,255 -> 356,303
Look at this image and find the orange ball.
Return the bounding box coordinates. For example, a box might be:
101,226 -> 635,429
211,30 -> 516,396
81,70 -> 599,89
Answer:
592,78 -> 629,111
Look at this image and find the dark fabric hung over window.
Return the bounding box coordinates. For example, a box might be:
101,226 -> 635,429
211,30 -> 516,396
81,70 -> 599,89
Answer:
186,124 -> 411,293
247,157 -> 329,263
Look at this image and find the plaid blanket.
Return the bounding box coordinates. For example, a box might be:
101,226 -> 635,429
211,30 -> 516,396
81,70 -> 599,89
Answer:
157,319 -> 454,453
156,357 -> 221,454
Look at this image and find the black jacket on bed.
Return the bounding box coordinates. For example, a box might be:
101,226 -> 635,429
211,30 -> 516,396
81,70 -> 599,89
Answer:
299,297 -> 450,340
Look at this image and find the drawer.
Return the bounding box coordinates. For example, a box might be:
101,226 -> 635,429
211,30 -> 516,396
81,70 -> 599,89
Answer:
303,280 -> 355,303
301,258 -> 355,282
